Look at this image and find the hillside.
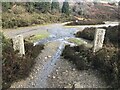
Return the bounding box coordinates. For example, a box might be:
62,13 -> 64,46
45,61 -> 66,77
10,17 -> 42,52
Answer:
2,2 -> 119,29
2,2 -> 72,29
72,2 -> 119,20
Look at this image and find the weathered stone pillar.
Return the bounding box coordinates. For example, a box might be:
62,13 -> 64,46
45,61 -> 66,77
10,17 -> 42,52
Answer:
93,28 -> 106,53
12,35 -> 25,56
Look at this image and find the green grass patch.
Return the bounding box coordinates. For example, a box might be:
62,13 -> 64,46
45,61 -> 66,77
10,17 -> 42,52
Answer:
25,32 -> 50,43
68,38 -> 83,45
68,38 -> 92,48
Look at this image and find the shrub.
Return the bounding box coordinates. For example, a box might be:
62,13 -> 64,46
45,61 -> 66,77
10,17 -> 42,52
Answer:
11,6 -> 26,14
62,45 -> 92,70
91,47 -> 119,87
75,27 -> 96,41
104,25 -> 119,45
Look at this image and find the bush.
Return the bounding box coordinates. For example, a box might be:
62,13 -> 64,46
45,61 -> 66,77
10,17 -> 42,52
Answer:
91,47 -> 117,81
104,25 -> 119,45
62,45 -> 92,70
11,6 -> 26,14
91,47 -> 119,88
75,27 -> 96,41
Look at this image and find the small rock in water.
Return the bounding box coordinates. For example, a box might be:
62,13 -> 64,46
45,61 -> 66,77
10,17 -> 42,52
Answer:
73,68 -> 75,71
31,82 -> 35,87
84,41 -> 87,44
56,69 -> 58,72
30,75 -> 34,79
66,70 -> 68,73
74,82 -> 81,88
20,85 -> 23,87
48,75 -> 51,78
64,83 -> 73,88
56,72 -> 59,75
57,77 -> 61,79
48,56 -> 52,58
52,76 -> 56,79
37,68 -> 40,71
45,57 -> 48,59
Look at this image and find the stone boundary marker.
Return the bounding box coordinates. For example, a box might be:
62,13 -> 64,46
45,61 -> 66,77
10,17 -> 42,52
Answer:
12,35 -> 25,56
93,28 -> 106,53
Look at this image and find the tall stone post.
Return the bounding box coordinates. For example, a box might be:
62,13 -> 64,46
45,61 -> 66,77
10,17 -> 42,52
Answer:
93,28 -> 106,53
12,35 -> 25,56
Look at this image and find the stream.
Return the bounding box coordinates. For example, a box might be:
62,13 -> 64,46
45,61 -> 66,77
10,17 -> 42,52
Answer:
35,42 -> 65,88
10,21 -> 119,88
34,21 -> 119,45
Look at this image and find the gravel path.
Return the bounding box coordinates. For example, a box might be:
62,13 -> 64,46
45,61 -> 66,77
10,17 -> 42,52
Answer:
47,58 -> 110,88
10,41 -> 61,88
